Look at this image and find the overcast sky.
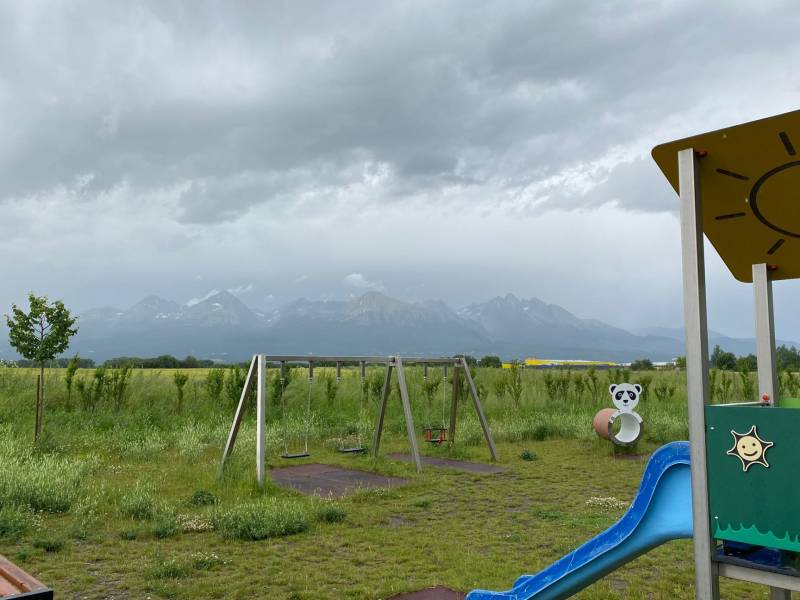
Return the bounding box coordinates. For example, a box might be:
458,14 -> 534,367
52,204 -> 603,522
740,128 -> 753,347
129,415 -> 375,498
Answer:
3,1 -> 800,339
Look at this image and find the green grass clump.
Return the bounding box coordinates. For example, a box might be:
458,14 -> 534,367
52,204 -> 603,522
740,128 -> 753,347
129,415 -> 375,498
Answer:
151,511 -> 179,539
211,498 -> 309,540
0,439 -> 85,512
32,535 -> 65,552
520,448 -> 537,461
315,503 -> 346,524
69,496 -> 102,540
189,489 -> 217,506
411,496 -> 434,508
148,555 -> 191,580
190,551 -> 226,570
120,485 -> 157,520
119,528 -> 141,540
0,505 -> 35,540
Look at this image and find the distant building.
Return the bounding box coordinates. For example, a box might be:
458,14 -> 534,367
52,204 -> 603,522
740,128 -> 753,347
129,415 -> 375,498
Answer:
501,358 -> 619,369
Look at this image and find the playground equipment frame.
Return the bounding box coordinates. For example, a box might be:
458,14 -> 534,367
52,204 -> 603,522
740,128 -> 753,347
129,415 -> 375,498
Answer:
678,149 -> 796,599
219,355 -> 498,487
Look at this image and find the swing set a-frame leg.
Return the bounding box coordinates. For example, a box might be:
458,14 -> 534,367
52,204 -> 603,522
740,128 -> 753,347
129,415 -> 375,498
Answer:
220,354 -> 258,475
461,357 -> 498,461
372,357 -> 423,473
449,363 -> 459,443
371,361 -> 393,458
395,357 -> 422,472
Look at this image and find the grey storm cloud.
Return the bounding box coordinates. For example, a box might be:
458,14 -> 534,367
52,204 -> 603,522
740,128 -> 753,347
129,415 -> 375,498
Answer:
3,0 -> 799,223
3,0 -> 800,340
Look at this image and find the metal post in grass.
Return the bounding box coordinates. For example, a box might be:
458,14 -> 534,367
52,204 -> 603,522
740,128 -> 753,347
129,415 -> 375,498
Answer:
678,147 -> 720,600
753,263 -> 791,600
753,263 -> 779,404
256,354 -> 267,489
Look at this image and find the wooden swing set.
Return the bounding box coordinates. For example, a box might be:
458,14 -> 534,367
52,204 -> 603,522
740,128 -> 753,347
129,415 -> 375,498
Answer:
219,354 -> 497,488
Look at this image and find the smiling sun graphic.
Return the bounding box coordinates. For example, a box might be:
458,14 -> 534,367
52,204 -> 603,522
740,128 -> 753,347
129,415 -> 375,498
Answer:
727,425 -> 774,472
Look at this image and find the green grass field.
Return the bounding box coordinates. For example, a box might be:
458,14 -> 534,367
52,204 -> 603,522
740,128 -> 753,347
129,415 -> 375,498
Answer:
0,366 -> 771,598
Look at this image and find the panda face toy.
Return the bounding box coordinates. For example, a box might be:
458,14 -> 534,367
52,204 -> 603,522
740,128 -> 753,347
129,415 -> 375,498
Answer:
609,383 -> 641,413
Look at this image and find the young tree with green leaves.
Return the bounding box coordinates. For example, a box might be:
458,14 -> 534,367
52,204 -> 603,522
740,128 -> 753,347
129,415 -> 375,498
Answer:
506,361 -> 524,405
64,353 -> 81,410
5,293 -> 78,441
478,355 -> 502,368
204,368 -> 225,404
710,345 -> 737,370
173,371 -> 189,412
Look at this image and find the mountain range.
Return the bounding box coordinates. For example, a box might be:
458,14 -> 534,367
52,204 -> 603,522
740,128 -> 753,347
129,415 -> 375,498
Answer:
0,291 -> 795,362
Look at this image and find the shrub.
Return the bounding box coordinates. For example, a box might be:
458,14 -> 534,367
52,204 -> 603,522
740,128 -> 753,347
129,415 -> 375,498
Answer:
204,368 -> 225,404
520,448 -> 537,461
173,372 -> 189,412
211,498 -> 309,540
0,505 -> 35,540
224,366 -> 248,406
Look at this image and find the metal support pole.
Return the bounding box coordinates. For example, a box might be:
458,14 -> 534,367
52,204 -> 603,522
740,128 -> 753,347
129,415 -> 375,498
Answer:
754,263 -> 779,404
336,362 -> 341,382
449,364 -> 459,443
220,355 -> 257,474
678,148 -> 720,600
371,362 -> 393,458
395,356 -> 422,472
461,357 -> 498,460
256,354 -> 267,489
754,263 -> 790,600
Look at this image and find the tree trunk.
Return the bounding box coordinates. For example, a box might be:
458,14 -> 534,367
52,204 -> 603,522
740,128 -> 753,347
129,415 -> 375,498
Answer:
36,364 -> 44,441
34,374 -> 41,442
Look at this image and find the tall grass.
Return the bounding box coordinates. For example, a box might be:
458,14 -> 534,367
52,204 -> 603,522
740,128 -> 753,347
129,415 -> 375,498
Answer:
0,363 -> 758,462
0,431 -> 87,512
211,498 -> 309,540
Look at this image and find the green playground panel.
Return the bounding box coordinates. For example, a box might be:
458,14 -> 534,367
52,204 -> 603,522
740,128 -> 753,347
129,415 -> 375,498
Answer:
706,405 -> 800,552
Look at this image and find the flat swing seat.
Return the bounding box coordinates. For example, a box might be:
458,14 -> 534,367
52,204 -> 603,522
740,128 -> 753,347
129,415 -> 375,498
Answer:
424,426 -> 448,445
337,446 -> 366,454
281,452 -> 311,459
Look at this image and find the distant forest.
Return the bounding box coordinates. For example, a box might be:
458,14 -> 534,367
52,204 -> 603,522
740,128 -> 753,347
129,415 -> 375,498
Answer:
6,346 -> 800,371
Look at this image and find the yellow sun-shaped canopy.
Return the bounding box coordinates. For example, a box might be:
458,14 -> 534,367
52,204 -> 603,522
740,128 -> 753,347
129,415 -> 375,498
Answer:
652,109 -> 800,282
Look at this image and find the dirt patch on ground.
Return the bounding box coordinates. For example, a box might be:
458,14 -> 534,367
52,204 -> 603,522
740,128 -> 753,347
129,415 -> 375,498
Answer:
270,463 -> 408,498
386,586 -> 465,599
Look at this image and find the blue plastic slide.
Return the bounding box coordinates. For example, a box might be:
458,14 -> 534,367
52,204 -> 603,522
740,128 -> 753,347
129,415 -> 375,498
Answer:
466,441 -> 692,600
